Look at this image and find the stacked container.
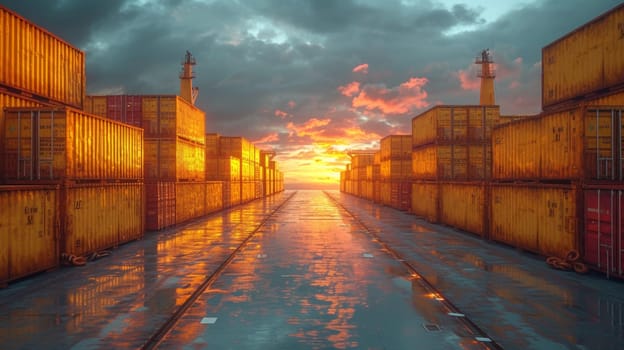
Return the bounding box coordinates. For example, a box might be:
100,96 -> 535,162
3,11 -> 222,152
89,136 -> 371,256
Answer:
411,105 -> 499,236
380,135 -> 412,210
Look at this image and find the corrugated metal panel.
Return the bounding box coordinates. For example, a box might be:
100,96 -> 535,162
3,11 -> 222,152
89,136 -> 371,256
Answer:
0,185 -> 58,285
490,183 -> 579,258
413,144 -> 478,180
219,136 -> 253,161
145,138 -> 205,181
440,182 -> 487,237
205,133 -> 220,157
0,91 -> 51,180
141,96 -> 205,143
411,106 -> 500,147
542,4 -> 624,109
242,180 -> 255,203
0,6 -> 85,108
351,154 -> 374,169
411,181 -> 438,222
3,107 -> 143,181
223,181 -> 241,208
380,135 -> 411,161
145,181 -> 175,231
583,187 -> 623,278
584,89 -> 624,106
176,182 -> 206,224
493,106 -> 623,181
205,156 -> 240,181
205,181 -> 223,214
62,183 -> 144,257
380,181 -> 410,210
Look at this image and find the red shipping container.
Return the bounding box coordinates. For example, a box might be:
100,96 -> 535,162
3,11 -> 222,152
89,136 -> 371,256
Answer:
584,187 -> 623,279
106,95 -> 143,128
146,182 -> 176,231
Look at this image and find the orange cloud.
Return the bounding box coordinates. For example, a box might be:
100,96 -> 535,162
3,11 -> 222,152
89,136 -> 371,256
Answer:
351,77 -> 429,115
286,118 -> 331,137
352,63 -> 369,74
253,132 -> 279,144
338,81 -> 361,97
275,109 -> 290,119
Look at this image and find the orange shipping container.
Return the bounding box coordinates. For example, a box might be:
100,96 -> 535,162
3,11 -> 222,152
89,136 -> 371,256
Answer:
223,181 -> 241,208
411,181 -> 438,223
542,4 -> 624,109
411,105 -> 500,147
176,182 -> 206,224
380,135 -> 411,161
490,183 -> 579,259
145,181 -> 176,231
3,107 -> 143,181
62,183 -> 144,257
0,6 -> 85,108
219,136 -> 253,161
0,185 -> 58,285
380,159 -> 412,181
440,182 -> 487,237
142,95 -> 205,143
206,181 -> 223,214
205,133 -> 220,157
205,156 -> 240,181
145,138 -> 205,181
492,106 -> 623,181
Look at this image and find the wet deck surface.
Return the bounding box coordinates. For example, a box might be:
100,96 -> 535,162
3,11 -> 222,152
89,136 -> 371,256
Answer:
1,190 -> 623,349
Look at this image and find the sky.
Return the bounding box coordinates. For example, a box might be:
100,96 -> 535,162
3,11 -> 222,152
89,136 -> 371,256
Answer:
1,0 -> 620,189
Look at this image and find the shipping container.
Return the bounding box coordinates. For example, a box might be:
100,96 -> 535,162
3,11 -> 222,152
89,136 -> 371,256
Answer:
205,156 -> 241,182
412,144 -> 491,181
0,185 -> 58,285
583,185 -> 623,279
542,4 -> 624,109
411,105 -> 500,147
380,135 -> 412,161
0,6 -> 85,108
62,183 -> 144,257
205,133 -> 220,157
411,181 -> 439,223
490,183 -> 579,259
492,106 -> 623,182
145,138 -> 205,181
3,107 -> 143,181
440,182 -> 488,237
220,136 -> 253,161
380,159 -> 412,181
223,181 -> 241,208
373,180 -> 381,203
176,182 -> 206,224
145,182 -> 176,231
141,95 -> 205,143
380,181 -> 411,210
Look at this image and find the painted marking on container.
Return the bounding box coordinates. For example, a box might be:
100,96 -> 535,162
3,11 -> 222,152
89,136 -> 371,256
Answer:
200,317 -> 218,324
423,323 -> 441,332
447,312 -> 465,317
475,337 -> 492,342
362,253 -> 374,258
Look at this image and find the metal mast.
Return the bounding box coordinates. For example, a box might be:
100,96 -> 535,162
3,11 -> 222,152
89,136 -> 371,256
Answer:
476,49 -> 496,105
180,50 -> 199,105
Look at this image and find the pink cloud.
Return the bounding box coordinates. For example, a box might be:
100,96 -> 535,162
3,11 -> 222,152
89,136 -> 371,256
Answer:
275,109 -> 290,119
456,68 -> 480,91
286,118 -> 331,137
288,100 -> 296,109
338,81 -> 361,97
253,132 -> 279,144
352,63 -> 369,74
351,77 -> 429,115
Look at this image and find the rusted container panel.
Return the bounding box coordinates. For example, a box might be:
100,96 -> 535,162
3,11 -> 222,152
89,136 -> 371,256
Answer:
542,4 -> 624,109
380,135 -> 411,161
0,185 -> 58,285
411,181 -> 438,223
175,182 -> 206,224
62,183 -> 144,257
0,6 -> 85,108
145,181 -> 176,231
141,96 -> 205,143
220,136 -> 253,161
440,182 -> 487,237
411,105 -> 500,147
83,96 -> 107,118
145,138 -> 205,181
490,183 -> 579,258
584,90 -> 624,106
380,159 -> 412,181
583,187 -> 623,279
3,107 -> 143,181
412,144 -> 471,180
493,106 -> 623,181
223,181 -> 241,208
468,144 -> 491,180
106,95 -> 143,128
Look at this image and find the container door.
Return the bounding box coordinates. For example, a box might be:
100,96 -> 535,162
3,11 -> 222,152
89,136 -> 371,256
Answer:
584,189 -> 617,277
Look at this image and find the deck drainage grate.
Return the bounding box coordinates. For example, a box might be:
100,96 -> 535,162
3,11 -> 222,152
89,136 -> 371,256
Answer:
423,323 -> 441,332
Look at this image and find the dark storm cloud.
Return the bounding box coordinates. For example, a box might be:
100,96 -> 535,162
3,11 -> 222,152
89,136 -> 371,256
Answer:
1,0 -> 621,145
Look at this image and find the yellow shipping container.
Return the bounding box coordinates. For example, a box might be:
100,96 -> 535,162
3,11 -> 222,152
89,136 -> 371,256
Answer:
411,181 -> 438,223
351,154 -> 375,169
205,133 -> 220,157
412,144 -> 477,180
176,182 -> 206,224
62,183 -> 144,257
145,138 -> 205,181
411,105 -> 500,147
205,181 -> 223,213
3,107 -> 143,181
142,96 -> 205,143
220,136 -> 253,161
205,156 -> 240,182
493,106 -> 623,181
0,6 -> 85,108
0,185 -> 58,285
490,183 -> 579,258
542,3 -> 624,109
440,182 -> 487,237
83,96 -> 107,118
380,135 -> 411,161
380,159 -> 412,181
223,181 -> 241,208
